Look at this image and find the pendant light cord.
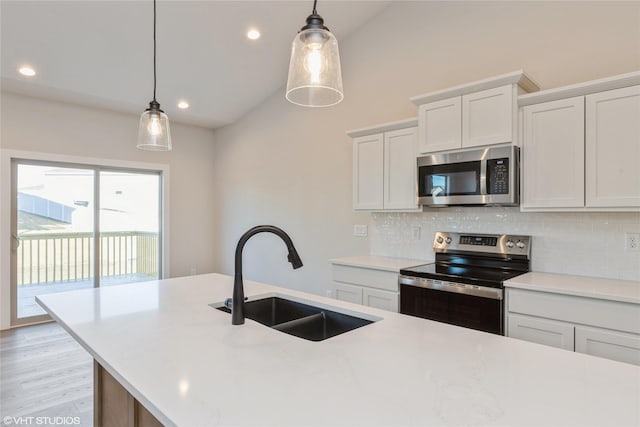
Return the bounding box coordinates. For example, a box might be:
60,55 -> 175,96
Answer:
153,0 -> 157,102
312,0 -> 317,14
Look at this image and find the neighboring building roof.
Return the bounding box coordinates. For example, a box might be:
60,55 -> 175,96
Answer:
18,211 -> 70,233
18,192 -> 75,224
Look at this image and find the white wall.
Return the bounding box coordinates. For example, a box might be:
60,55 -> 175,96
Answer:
211,1 -> 640,295
0,92 -> 217,328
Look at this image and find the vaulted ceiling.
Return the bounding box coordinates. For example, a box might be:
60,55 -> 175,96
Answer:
1,1 -> 390,128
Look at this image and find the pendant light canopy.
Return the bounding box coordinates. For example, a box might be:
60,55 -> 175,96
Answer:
137,0 -> 172,151
286,0 -> 343,107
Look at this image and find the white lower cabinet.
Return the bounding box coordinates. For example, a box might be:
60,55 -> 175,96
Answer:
334,282 -> 363,305
507,313 -> 574,351
362,288 -> 398,312
506,288 -> 640,365
331,264 -> 400,312
575,326 -> 640,366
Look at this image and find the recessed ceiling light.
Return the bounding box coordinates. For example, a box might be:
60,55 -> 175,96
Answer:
18,66 -> 36,77
247,29 -> 260,40
177,101 -> 190,110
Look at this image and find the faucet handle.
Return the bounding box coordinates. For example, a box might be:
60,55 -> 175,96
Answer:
224,297 -> 247,310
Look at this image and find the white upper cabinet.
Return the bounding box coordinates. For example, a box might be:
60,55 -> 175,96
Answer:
519,71 -> 640,211
585,85 -> 640,207
412,71 -> 539,154
349,119 -> 420,211
352,133 -> 384,210
522,97 -> 585,208
416,97 -> 461,153
462,85 -> 515,148
384,127 -> 419,210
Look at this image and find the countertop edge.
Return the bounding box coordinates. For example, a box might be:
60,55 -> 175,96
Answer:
329,255 -> 430,272
504,272 -> 640,305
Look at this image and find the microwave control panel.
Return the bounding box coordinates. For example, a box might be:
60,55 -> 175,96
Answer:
487,158 -> 509,194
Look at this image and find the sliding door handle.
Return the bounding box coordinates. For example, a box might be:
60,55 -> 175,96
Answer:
12,234 -> 20,253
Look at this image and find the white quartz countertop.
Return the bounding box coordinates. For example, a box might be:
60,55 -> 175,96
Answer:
329,255 -> 429,271
37,273 -> 640,427
505,272 -> 640,304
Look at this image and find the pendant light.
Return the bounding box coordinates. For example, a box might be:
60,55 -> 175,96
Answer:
137,0 -> 172,151
285,0 -> 343,107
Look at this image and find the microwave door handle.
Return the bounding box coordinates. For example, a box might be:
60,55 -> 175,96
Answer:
480,158 -> 487,196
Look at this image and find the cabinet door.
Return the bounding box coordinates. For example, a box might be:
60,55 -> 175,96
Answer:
575,326 -> 640,366
334,282 -> 363,305
586,85 -> 640,208
353,134 -> 384,210
383,127 -> 419,210
362,288 -> 398,312
462,85 -> 514,148
507,314 -> 575,351
522,97 -> 585,208
417,97 -> 461,153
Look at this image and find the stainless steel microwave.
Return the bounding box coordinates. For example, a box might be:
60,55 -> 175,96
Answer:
417,145 -> 519,207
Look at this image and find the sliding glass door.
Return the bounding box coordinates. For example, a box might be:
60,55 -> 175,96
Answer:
12,163 -> 95,322
10,160 -> 163,326
99,170 -> 161,286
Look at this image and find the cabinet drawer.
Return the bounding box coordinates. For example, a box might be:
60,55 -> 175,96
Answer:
507,313 -> 574,351
331,265 -> 399,292
333,282 -> 363,305
575,326 -> 640,366
363,288 -> 398,312
507,289 -> 640,334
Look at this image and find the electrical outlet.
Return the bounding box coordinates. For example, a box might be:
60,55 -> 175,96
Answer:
411,226 -> 421,240
625,233 -> 640,252
326,289 -> 334,298
190,267 -> 197,275
353,224 -> 368,237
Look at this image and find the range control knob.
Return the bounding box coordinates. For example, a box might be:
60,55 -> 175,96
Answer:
436,236 -> 444,244
516,241 -> 526,249
445,236 -> 452,244
506,240 -> 515,248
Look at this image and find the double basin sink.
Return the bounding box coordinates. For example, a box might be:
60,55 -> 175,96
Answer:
214,296 -> 376,342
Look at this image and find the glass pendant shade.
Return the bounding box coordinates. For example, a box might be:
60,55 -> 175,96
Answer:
137,103 -> 172,151
286,27 -> 343,107
137,0 -> 172,151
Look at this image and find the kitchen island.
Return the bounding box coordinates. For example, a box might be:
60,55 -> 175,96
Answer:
37,273 -> 640,426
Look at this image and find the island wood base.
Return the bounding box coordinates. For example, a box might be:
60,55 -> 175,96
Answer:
94,361 -> 163,427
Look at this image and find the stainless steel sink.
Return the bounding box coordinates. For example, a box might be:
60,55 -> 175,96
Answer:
213,296 -> 376,341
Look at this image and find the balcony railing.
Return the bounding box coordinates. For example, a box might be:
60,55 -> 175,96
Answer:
16,231 -> 158,286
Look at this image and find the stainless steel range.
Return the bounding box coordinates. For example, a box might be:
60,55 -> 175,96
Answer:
399,232 -> 531,335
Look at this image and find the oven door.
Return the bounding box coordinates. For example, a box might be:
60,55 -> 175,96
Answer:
399,278 -> 503,335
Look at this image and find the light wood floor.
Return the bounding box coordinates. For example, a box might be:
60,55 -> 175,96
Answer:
0,322 -> 93,426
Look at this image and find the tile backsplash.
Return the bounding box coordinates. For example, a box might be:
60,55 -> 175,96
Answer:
371,208 -> 640,281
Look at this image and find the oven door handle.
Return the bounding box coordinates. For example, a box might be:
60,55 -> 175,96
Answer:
399,275 -> 503,300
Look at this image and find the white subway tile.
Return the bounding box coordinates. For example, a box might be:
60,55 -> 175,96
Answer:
371,210 -> 640,282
